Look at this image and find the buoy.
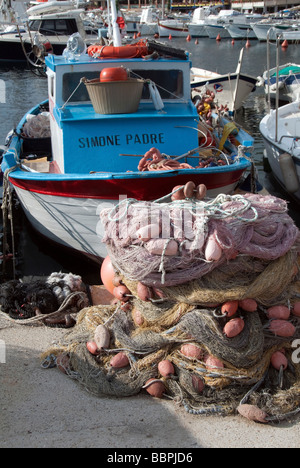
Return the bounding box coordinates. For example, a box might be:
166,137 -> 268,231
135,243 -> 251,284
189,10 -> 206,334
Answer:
279,152 -> 300,193
281,39 -> 288,49
133,32 -> 137,39
100,67 -> 128,82
186,34 -> 191,42
216,34 -> 221,41
100,256 -> 116,294
169,34 -> 172,40
195,38 -> 198,44
246,39 -> 251,48
231,39 -> 235,45
137,31 -> 141,37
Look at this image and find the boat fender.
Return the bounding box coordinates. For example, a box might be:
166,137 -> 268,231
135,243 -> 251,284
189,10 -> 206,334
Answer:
148,81 -> 164,111
279,152 -> 300,193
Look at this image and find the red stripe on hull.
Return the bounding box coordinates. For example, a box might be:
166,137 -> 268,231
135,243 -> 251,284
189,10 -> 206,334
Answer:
9,170 -> 245,200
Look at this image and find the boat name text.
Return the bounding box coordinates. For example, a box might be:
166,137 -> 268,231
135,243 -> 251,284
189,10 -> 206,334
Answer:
78,133 -> 165,149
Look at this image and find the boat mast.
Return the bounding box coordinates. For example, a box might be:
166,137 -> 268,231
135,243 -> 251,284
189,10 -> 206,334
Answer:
110,0 -> 122,46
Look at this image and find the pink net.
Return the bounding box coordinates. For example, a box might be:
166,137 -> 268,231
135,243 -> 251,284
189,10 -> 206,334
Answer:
100,192 -> 300,287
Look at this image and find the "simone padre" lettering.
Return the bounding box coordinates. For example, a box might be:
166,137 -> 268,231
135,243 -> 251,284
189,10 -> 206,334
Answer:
78,132 -> 164,148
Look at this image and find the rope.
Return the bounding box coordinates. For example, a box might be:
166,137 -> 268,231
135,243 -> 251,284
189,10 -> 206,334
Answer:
59,79 -> 84,111
1,166 -> 19,279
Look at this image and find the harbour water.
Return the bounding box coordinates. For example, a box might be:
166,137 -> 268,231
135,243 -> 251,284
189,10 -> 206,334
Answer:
0,36 -> 300,283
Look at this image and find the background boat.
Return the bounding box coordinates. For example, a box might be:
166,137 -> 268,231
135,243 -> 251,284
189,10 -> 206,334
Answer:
191,47 -> 258,113
260,100 -> 300,203
263,62 -> 300,102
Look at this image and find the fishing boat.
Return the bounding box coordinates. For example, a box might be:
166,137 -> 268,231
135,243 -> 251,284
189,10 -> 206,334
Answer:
260,100 -> 300,202
1,24 -> 254,262
191,47 -> 258,113
262,63 -> 300,103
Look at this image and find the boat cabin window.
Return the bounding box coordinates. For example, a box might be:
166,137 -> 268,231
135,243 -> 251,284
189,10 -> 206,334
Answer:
129,70 -> 183,99
62,69 -> 183,103
28,19 -> 78,36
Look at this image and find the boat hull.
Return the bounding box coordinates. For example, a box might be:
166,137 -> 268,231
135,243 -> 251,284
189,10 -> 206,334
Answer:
191,69 -> 257,111
225,24 -> 256,39
205,24 -> 231,39
260,102 -> 300,202
158,20 -> 189,37
251,23 -> 292,41
261,135 -> 300,203
7,165 -> 249,262
0,35 -> 66,62
188,23 -> 208,37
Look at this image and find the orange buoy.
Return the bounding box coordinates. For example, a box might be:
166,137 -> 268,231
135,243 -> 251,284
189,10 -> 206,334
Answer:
100,67 -> 128,82
133,32 -> 137,39
169,34 -> 172,40
246,39 -> 251,48
100,256 -> 116,294
137,31 -> 141,37
186,34 -> 191,42
216,34 -> 221,41
281,39 -> 288,49
231,39 -> 235,45
195,38 -> 198,44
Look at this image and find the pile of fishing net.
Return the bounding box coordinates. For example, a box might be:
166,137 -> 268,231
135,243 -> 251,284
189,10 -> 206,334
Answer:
43,188 -> 300,424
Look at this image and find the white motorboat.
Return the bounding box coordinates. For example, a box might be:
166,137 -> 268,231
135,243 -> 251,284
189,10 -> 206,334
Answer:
187,7 -> 210,38
137,7 -> 158,36
191,47 -> 258,113
205,10 -> 263,40
0,3 -> 102,63
251,21 -> 297,41
260,100 -> 300,202
263,63 -> 300,103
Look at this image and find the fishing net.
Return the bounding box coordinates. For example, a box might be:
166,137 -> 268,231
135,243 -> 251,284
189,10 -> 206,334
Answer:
100,193 -> 300,288
42,191 -> 300,422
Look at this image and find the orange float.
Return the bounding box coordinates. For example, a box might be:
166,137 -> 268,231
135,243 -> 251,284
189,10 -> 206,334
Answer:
100,67 -> 128,82
87,41 -> 148,59
100,256 -> 116,294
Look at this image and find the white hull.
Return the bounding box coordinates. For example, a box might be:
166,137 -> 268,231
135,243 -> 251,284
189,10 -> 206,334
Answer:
14,187 -> 112,260
205,24 -> 231,39
251,22 -> 294,41
188,23 -> 208,37
282,29 -> 300,41
13,182 -> 239,261
224,24 -> 256,39
191,67 -> 257,111
260,101 -> 300,202
138,22 -> 158,35
158,20 -> 189,37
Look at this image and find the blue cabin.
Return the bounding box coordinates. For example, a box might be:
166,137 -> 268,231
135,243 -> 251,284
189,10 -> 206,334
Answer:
45,45 -> 200,175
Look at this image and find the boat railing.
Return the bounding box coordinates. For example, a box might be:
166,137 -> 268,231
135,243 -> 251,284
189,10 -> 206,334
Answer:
278,135 -> 300,144
266,29 -> 285,142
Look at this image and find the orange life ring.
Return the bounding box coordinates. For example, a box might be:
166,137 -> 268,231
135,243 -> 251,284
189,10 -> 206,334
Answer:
87,41 -> 149,59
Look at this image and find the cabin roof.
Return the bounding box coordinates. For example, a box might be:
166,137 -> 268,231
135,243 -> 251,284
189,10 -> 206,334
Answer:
45,53 -> 190,72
